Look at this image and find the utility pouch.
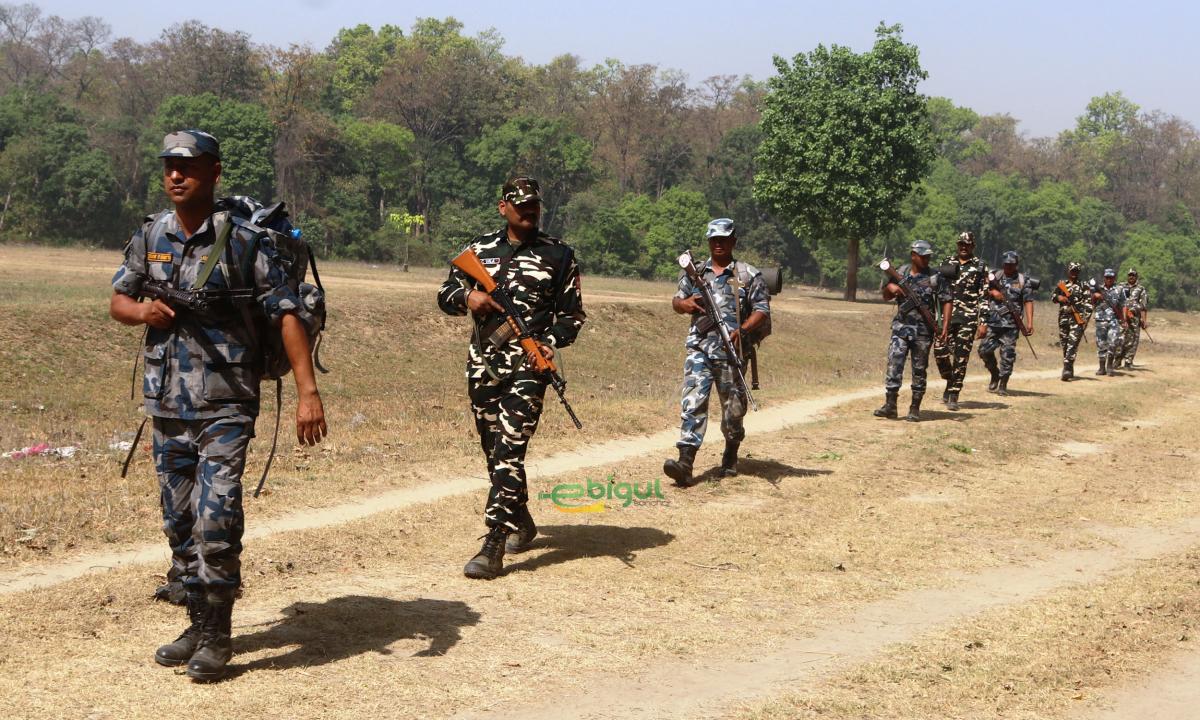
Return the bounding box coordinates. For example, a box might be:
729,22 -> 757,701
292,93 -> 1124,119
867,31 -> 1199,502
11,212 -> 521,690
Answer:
480,314 -> 515,348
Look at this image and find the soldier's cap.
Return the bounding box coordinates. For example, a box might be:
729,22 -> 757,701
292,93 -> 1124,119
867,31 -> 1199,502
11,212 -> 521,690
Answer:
1127,268 -> 1138,276
910,239 -> 934,257
157,130 -> 220,161
501,176 -> 541,205
1002,250 -> 1020,264
957,231 -> 975,245
1103,268 -> 1116,277
1068,262 -> 1082,272
705,218 -> 736,240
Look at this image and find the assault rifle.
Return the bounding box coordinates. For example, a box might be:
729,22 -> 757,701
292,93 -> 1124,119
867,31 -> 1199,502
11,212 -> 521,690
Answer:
1055,280 -> 1089,344
450,248 -> 582,429
987,271 -> 1039,359
678,250 -> 757,412
140,279 -> 254,312
1121,304 -> 1155,344
877,258 -> 938,334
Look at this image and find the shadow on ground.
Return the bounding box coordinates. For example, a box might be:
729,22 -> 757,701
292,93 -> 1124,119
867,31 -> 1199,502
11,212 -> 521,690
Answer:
505,524 -> 674,573
996,388 -> 1054,397
226,595 -> 481,678
687,458 -> 833,487
957,400 -> 1009,410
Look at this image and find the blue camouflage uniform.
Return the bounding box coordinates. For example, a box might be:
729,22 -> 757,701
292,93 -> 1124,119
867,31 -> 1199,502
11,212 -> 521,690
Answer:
978,270 -> 1036,378
1093,282 -> 1127,365
113,208 -> 315,593
883,264 -> 950,395
674,259 -> 770,449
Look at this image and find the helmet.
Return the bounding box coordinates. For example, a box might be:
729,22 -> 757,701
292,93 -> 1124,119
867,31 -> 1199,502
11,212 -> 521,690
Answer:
957,231 -> 975,245
705,218 -> 736,239
910,240 -> 934,257
1001,250 -> 1020,264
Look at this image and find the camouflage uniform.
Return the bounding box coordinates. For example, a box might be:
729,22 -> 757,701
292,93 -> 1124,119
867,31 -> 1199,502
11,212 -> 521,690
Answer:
883,264 -> 950,395
1093,283 -> 1127,368
112,209 -> 316,593
1053,278 -> 1091,366
978,271 -> 1036,379
437,229 -> 585,532
674,259 -> 770,449
934,255 -> 989,393
1119,282 -> 1148,366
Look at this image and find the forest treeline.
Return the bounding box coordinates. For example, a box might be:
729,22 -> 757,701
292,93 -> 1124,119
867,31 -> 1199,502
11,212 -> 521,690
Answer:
1,4 -> 1197,308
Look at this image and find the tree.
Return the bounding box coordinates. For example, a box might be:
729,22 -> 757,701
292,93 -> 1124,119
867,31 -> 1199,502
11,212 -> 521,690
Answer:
151,94 -> 276,200
756,23 -> 934,300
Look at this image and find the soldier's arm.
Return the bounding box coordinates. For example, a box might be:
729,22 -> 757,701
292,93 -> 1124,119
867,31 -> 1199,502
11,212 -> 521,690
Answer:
438,262 -> 473,316
281,312 -> 326,446
739,274 -> 771,335
110,224 -> 174,328
543,248 -> 586,350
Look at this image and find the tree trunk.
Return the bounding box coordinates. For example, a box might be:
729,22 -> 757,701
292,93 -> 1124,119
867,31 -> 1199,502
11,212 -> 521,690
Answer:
844,237 -> 860,301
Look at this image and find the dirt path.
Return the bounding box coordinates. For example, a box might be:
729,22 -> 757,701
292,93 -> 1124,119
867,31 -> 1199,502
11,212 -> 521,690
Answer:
0,370 -> 1069,595
457,515 -> 1200,720
1080,648 -> 1200,720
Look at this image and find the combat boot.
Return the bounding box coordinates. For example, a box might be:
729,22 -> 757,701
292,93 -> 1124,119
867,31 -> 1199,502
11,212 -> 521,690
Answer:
873,392 -> 898,419
1106,354 -> 1117,375
983,356 -> 1000,392
505,505 -> 538,554
905,392 -> 924,422
1061,361 -> 1071,381
946,391 -> 960,411
1097,356 -> 1107,375
720,442 -> 740,477
996,375 -> 1010,396
941,387 -> 950,405
464,527 -> 508,580
154,588 -> 206,667
1066,360 -> 1074,379
186,590 -> 234,682
663,445 -> 698,486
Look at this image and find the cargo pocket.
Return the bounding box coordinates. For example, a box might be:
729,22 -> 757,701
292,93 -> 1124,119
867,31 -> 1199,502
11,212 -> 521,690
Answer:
203,343 -> 257,401
143,344 -> 168,399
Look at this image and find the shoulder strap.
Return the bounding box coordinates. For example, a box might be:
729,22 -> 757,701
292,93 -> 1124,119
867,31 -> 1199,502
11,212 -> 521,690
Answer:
193,212 -> 234,290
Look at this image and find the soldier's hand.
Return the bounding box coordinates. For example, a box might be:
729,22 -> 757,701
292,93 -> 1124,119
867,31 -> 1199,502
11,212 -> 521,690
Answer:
937,329 -> 949,345
526,341 -> 554,369
296,390 -> 327,446
141,299 -> 175,329
677,296 -> 703,314
1140,320 -> 1147,329
975,324 -> 988,340
884,282 -> 902,298
466,289 -> 504,316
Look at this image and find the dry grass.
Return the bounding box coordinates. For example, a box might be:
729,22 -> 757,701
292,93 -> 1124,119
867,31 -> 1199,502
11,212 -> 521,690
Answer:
0,348 -> 1198,718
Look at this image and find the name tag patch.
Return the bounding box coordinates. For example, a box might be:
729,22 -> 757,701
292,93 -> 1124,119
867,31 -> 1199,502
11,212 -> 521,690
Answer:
147,252 -> 173,263
481,257 -> 502,266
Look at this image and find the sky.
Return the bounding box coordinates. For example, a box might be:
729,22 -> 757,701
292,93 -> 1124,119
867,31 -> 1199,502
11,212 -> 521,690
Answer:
32,0 -> 1199,138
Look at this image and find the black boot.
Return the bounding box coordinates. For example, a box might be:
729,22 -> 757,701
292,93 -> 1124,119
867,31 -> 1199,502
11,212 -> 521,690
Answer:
505,505 -> 538,554
946,391 -> 960,411
983,355 -> 1000,392
186,591 -> 234,682
1061,361 -> 1071,381
996,375 -> 1009,396
464,526 -> 507,580
720,442 -> 740,477
155,588 -> 206,667
1097,356 -> 1107,375
941,387 -> 950,405
873,392 -> 898,419
905,392 -> 924,422
663,445 -> 698,486
1106,354 -> 1117,375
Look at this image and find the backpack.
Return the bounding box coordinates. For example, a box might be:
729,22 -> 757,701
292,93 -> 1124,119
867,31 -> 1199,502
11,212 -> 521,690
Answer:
732,261 -> 772,345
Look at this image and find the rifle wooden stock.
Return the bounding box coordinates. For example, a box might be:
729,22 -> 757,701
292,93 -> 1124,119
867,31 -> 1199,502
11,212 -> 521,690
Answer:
451,249 -> 555,374
1056,281 -> 1084,325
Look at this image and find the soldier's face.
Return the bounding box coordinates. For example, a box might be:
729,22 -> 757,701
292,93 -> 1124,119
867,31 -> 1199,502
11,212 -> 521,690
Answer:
499,199 -> 540,233
1128,274 -> 1137,285
911,251 -> 930,270
1003,262 -> 1018,275
1104,277 -> 1115,287
162,156 -> 220,206
1068,269 -> 1079,280
708,235 -> 735,263
956,241 -> 973,259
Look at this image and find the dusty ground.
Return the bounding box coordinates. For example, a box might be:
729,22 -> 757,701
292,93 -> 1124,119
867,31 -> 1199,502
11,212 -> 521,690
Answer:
1,246 -> 1199,720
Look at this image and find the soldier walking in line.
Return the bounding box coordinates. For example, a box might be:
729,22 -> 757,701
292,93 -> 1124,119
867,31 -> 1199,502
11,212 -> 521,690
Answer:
1092,268 -> 1128,376
934,231 -> 989,411
977,251 -> 1036,396
437,177 -> 585,580
1117,268 -> 1149,368
1052,262 -> 1091,381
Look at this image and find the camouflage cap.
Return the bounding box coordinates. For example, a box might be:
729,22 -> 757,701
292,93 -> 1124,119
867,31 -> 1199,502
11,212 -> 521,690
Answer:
705,218 -> 736,239
1103,268 -> 1116,277
502,176 -> 541,205
157,129 -> 220,160
1068,262 -> 1082,272
910,239 -> 934,257
1001,250 -> 1020,264
1127,267 -> 1138,276
957,231 -> 975,245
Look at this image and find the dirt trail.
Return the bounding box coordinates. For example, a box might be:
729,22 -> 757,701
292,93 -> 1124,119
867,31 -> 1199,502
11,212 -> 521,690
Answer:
0,370 -> 1066,595
1081,649 -> 1200,720
457,515 -> 1200,720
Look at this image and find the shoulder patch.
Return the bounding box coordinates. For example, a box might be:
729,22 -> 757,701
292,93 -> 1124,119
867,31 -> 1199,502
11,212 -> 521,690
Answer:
147,252 -> 173,263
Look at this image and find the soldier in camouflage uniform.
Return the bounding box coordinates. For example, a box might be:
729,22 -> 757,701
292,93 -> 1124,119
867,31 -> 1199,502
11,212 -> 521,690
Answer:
437,176 -> 585,580
662,218 -> 770,486
977,251 -> 1036,396
1051,262 -> 1091,381
875,240 -> 952,422
1117,268 -> 1149,368
1091,268 -> 1129,376
110,130 -> 327,681
934,231 -> 989,411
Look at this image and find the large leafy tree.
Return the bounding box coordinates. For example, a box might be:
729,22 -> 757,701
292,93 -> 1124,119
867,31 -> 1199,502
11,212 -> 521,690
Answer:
755,23 -> 934,300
